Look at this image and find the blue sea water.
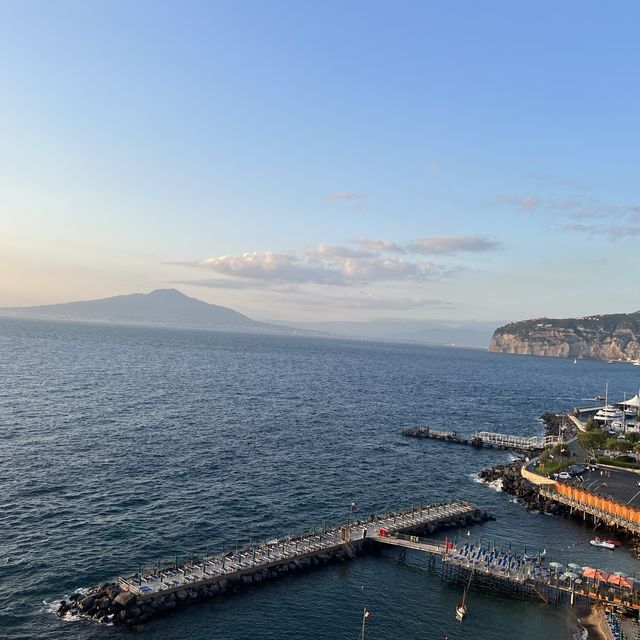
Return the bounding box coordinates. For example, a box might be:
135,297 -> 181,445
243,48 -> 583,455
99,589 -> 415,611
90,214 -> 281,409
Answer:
2,317 -> 640,640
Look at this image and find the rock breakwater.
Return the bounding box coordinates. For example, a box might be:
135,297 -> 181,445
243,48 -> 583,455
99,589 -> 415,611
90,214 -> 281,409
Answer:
55,546 -> 359,628
478,461 -> 566,515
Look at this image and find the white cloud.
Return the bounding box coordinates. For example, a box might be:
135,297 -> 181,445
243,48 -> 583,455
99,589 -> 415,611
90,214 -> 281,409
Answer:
358,235 -> 500,255
357,236 -> 406,254
199,251 -> 453,286
409,235 -> 500,255
563,223 -> 640,239
306,244 -> 375,259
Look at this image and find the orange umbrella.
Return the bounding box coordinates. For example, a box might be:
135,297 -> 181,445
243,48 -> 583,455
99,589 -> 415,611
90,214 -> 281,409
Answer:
608,575 -> 633,589
582,567 -> 596,578
594,570 -> 610,582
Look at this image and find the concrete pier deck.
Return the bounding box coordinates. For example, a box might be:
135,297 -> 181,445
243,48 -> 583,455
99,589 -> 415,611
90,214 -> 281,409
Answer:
119,500 -> 481,598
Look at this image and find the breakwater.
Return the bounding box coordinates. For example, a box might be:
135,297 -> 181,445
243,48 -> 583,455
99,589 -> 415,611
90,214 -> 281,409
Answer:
478,461 -> 566,514
55,501 -> 490,628
401,427 -> 556,452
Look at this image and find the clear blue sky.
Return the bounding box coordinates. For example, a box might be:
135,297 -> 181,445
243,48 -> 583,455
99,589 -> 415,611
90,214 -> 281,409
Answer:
1,1 -> 639,322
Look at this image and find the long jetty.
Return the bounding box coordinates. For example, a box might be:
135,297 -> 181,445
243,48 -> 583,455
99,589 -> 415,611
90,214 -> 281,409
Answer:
402,427 -> 561,453
56,500 -> 488,627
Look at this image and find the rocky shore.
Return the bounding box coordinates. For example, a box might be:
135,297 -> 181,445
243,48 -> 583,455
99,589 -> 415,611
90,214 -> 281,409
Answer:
478,460 -> 567,514
540,412 -> 576,438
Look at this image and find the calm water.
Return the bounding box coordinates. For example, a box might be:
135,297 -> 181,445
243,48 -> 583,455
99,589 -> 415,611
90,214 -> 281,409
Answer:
2,318 -> 640,640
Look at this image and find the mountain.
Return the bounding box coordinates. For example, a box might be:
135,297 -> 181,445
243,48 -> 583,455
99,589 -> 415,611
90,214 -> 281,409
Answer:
489,312 -> 640,361
0,289 -> 302,335
281,319 -> 498,348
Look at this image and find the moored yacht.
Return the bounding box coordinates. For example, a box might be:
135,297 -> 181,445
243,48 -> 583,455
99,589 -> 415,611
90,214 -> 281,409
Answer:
594,405 -> 624,424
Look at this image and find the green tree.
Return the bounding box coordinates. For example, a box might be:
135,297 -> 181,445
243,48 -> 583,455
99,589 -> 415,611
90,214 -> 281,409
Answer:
578,429 -> 607,451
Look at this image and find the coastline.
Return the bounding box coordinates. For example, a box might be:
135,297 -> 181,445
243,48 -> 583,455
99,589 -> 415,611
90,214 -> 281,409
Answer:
575,606 -> 609,640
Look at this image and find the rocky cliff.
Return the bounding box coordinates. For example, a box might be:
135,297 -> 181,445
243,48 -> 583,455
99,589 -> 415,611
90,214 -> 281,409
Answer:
489,312 -> 640,361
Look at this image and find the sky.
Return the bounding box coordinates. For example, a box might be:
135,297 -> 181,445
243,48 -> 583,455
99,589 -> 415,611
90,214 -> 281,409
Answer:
1,1 -> 639,323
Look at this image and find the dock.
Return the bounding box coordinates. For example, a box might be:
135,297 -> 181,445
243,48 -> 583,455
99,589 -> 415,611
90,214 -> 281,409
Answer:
58,500 -> 489,626
119,500 -> 482,598
402,427 -> 561,453
371,531 -> 640,610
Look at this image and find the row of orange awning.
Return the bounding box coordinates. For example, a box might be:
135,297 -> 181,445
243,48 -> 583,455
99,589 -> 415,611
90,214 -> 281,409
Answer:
581,566 -> 633,588
554,483 -> 640,524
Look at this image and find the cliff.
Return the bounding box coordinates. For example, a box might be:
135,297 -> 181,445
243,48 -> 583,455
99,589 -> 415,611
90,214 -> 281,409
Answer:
489,312 -> 640,361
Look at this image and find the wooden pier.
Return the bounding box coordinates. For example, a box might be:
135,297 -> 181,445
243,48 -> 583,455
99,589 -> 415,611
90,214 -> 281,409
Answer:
402,427 -> 561,453
371,530 -> 640,610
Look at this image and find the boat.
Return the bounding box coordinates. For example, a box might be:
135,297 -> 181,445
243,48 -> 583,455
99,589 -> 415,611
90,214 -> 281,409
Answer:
456,570 -> 473,621
604,539 -> 621,547
590,537 -> 615,549
574,358 -> 577,364
594,405 -> 624,425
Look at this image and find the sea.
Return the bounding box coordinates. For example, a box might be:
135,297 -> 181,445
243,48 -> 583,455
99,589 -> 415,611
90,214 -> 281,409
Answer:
2,317 -> 640,640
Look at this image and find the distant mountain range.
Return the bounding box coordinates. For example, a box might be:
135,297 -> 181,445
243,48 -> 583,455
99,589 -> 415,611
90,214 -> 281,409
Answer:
0,289 -> 497,347
282,319 -> 497,348
0,289 -> 305,336
489,312 -> 640,362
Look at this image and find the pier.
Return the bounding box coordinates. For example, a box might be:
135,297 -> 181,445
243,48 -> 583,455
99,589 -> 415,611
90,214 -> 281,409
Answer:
58,500 -> 488,626
119,500 -> 482,598
402,427 -> 561,452
371,531 -> 640,610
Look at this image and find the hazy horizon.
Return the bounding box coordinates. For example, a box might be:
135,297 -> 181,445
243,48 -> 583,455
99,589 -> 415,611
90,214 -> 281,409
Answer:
2,2 -> 639,323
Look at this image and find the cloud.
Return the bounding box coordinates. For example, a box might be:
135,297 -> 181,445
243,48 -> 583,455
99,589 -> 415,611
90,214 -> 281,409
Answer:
563,223 -> 640,239
199,251 -> 453,286
492,195 -> 541,212
357,235 -> 500,256
357,237 -> 406,254
328,192 -> 365,201
494,193 -> 640,221
298,294 -> 452,310
306,244 -> 375,259
408,235 -> 501,255
173,278 -> 290,291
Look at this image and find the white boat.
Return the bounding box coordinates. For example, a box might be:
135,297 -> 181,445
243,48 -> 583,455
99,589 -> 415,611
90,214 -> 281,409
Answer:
590,537 -> 615,549
456,570 -> 473,621
594,405 -> 624,424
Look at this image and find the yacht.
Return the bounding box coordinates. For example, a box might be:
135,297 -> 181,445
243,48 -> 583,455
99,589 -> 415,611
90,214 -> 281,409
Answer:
594,405 -> 624,424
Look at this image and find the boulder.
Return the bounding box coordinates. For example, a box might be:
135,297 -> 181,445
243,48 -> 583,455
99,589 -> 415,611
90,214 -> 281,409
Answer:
114,591 -> 137,608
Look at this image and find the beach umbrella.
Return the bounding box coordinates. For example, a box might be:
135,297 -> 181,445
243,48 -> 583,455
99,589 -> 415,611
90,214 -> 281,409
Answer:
549,561 -> 564,570
583,567 -> 597,578
568,563 -> 582,572
614,571 -> 628,577
595,570 -> 611,582
564,571 -> 579,580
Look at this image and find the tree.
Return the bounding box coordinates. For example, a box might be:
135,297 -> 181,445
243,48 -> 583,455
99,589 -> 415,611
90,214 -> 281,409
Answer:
578,429 -> 607,451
